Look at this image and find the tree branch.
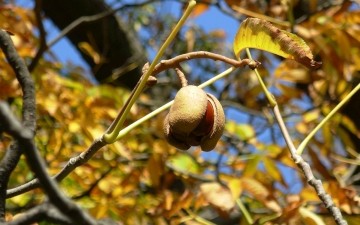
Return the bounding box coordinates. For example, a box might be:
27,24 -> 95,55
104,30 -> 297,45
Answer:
0,29 -> 36,221
7,137 -> 107,198
4,202 -> 73,225
151,51 -> 257,76
272,104 -> 348,225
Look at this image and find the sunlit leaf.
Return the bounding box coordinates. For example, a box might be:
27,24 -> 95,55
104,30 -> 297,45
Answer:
263,157 -> 286,187
78,42 -> 103,64
235,123 -> 256,140
233,18 -> 321,69
167,153 -> 200,174
275,82 -> 301,98
228,178 -> 242,200
342,10 -> 360,24
299,207 -> 326,225
241,177 -> 282,212
242,154 -> 262,177
274,60 -> 310,83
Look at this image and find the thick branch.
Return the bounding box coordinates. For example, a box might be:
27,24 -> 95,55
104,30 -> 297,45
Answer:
0,29 -> 36,221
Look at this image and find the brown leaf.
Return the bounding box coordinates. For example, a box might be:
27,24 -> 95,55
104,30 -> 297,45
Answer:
200,182 -> 235,216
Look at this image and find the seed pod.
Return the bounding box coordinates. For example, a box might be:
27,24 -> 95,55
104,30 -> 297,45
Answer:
163,85 -> 225,151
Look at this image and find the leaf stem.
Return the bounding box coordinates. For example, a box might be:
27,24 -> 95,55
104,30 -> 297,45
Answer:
103,0 -> 197,143
296,82 -> 360,155
236,198 -> 253,224
245,49 -> 276,107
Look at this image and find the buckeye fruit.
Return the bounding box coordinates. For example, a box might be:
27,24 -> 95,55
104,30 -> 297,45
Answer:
163,85 -> 225,151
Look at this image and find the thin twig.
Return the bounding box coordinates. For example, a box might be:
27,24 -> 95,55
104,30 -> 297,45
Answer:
28,0 -> 47,72
6,137 -> 107,198
152,51 -> 256,76
47,0 -> 155,48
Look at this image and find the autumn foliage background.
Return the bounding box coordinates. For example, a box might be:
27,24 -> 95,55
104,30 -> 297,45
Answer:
1,0 -> 360,224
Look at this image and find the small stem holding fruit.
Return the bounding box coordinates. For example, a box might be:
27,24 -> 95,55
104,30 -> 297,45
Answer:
174,64 -> 188,87
115,67 -> 237,141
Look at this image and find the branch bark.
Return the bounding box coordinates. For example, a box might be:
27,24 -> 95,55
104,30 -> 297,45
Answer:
272,104 -> 348,225
0,29 -> 36,221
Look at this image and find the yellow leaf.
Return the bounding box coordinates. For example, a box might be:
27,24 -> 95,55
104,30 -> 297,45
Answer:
242,154 -> 261,177
228,178 -> 243,200
299,207 -> 326,225
303,109 -> 320,123
233,18 -> 321,69
274,60 -> 310,83
275,82 -> 301,98
235,123 -> 256,140
78,42 -> 102,64
241,177 -> 282,212
98,179 -> 112,194
263,157 -> 285,186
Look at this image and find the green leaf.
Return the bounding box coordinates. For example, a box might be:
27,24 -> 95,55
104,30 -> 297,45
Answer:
235,123 -> 256,140
233,18 -> 321,69
168,153 -> 200,174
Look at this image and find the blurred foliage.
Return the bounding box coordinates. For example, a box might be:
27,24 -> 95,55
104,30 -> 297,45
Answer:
1,0 -> 360,224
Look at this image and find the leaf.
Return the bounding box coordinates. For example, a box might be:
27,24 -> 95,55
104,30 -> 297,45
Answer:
308,147 -> 333,180
78,42 -> 103,64
242,154 -> 262,177
228,178 -> 243,200
167,153 -> 200,174
241,177 -> 282,213
263,157 -> 286,187
298,207 -> 326,225
200,182 -> 235,214
274,60 -> 310,83
235,123 -> 256,140
233,18 -> 321,69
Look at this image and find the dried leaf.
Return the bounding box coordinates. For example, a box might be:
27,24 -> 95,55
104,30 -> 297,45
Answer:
200,182 -> 235,215
234,18 -> 321,69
